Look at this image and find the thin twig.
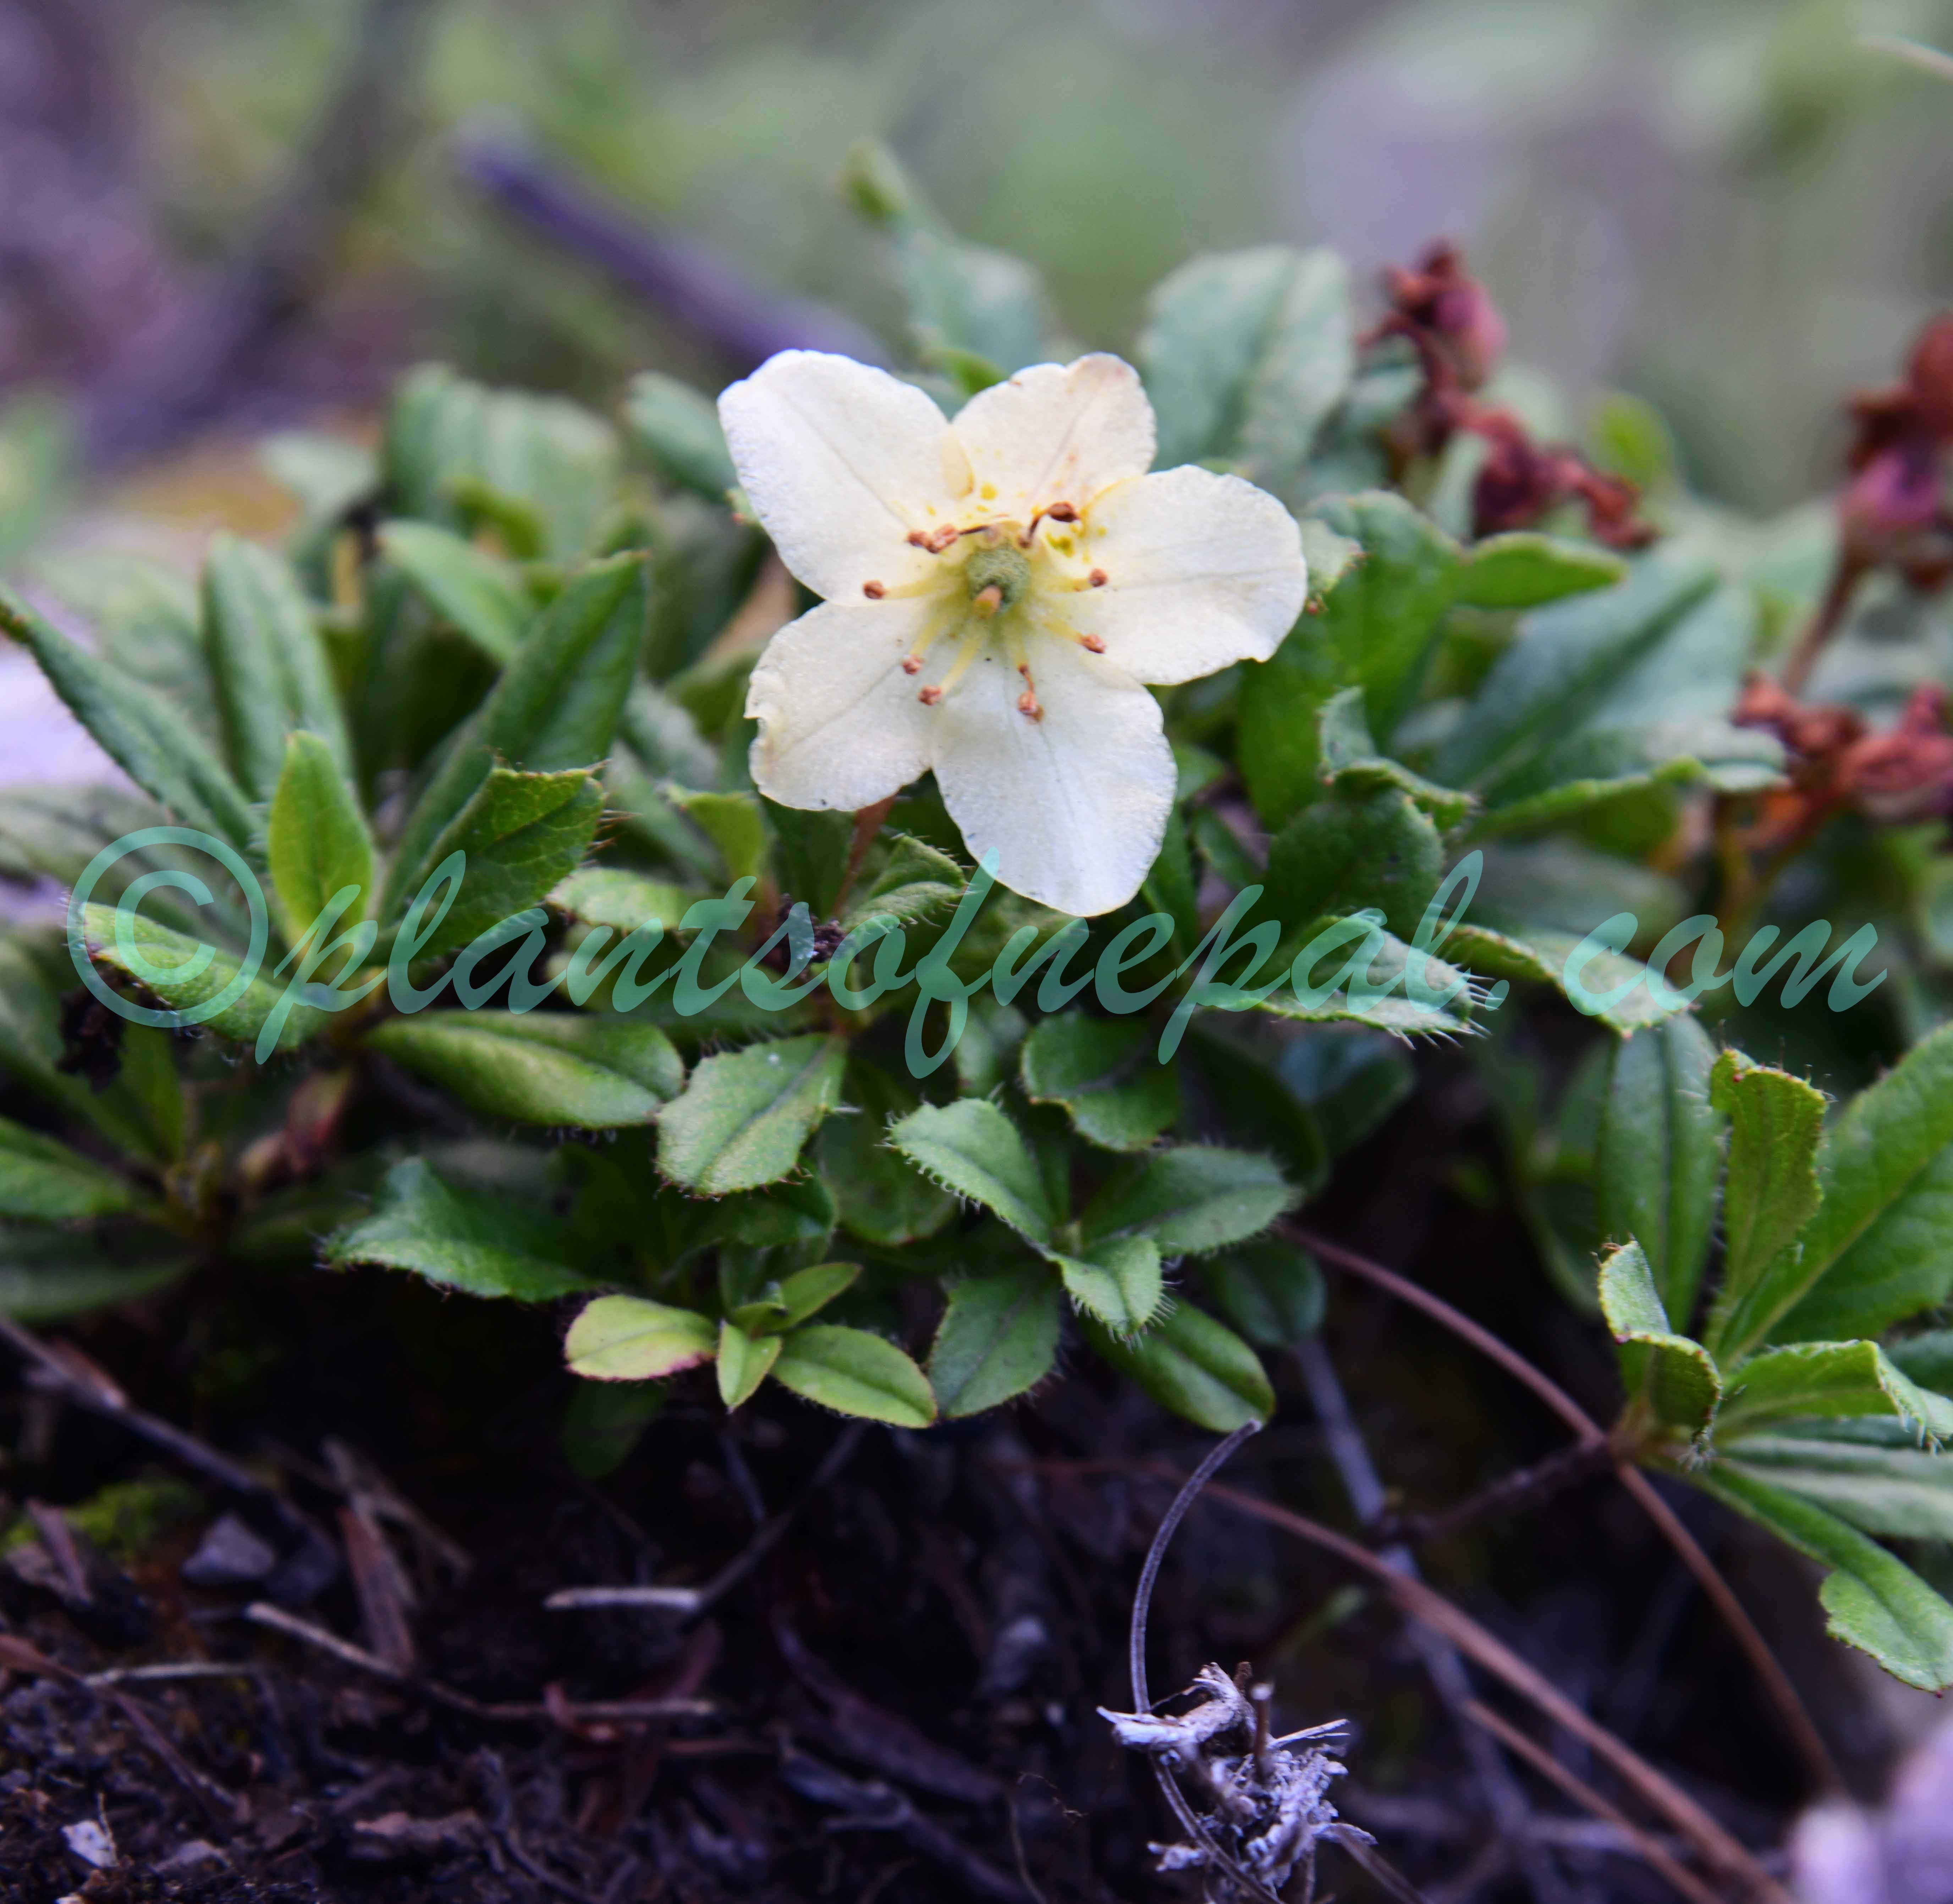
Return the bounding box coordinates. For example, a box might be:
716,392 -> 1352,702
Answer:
1380,1438 -> 1616,1547
1126,1422 -> 1280,1904
545,1423 -> 868,1624
1289,1224 -> 1843,1796
1778,554 -> 1863,695
1201,1481 -> 1792,1904
1285,1229 -> 1599,1442
244,1604 -> 711,1726
83,0 -> 443,462
1462,1700 -> 1725,1904
455,122 -> 889,370
544,1585 -> 702,1613
1295,1338 -> 1571,1904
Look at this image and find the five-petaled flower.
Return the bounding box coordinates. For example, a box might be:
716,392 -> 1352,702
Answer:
718,351 -> 1307,917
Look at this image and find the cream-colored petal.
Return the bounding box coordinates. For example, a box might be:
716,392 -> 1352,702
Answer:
1064,466 -> 1307,685
746,598 -> 940,811
929,638 -> 1173,918
951,355 -> 1156,522
719,351 -> 960,600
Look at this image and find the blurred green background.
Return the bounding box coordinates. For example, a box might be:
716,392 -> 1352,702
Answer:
16,0 -> 1953,509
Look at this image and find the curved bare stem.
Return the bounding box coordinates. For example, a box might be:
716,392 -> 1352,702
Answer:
1284,1223 -> 1843,1798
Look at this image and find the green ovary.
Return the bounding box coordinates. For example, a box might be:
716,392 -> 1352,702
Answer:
963,541 -> 1033,611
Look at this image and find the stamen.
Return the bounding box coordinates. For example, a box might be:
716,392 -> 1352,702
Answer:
1040,612 -> 1107,655
916,619 -> 985,706
909,524 -> 961,553
863,580 -> 885,598
1046,501 -> 1078,522
902,654 -> 923,675
1089,567 -> 1108,587
1016,665 -> 1042,721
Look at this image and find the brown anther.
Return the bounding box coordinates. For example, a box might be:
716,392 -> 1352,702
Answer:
972,584 -> 1004,619
1018,662 -> 1033,678
1081,633 -> 1105,653
1017,689 -> 1042,719
1088,567 -> 1107,587
900,654 -> 923,675
926,525 -> 959,553
1046,502 -> 1078,522
906,530 -> 928,548
918,685 -> 944,706
862,580 -> 886,599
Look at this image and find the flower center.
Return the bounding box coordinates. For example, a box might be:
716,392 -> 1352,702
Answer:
963,541 -> 1033,614
887,508 -> 1110,723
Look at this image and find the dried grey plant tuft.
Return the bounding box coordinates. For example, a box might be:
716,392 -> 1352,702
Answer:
1100,1663 -> 1365,1903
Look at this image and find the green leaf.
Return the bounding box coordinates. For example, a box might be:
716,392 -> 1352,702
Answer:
1265,785 -> 1445,945
326,1158 -> 596,1300
668,788 -> 768,884
620,680 -> 717,789
550,865 -> 692,935
81,903 -> 323,1053
844,833 -> 966,931
1085,1303 -> 1273,1432
1597,1240 -> 1721,1436
1596,1016 -> 1723,1330
1308,491 -> 1463,741
928,1268 -> 1062,1417
1691,1462 -> 1953,1690
559,1380 -> 665,1479
1453,533 -> 1627,609
816,1070 -> 956,1247
382,554 -> 644,921
0,1119 -> 139,1220
408,768 -> 606,962
717,1321 -> 782,1409
1718,1340 -> 1953,1442
1442,922 -> 1683,1036
1720,1430 -> 1953,1541
0,934 -> 182,1164
1889,1331 -> 1953,1392
1435,545 -> 1717,793
1138,245 -> 1353,486
771,1322 -> 937,1428
1184,1031 -> 1328,1196
563,1293 -> 718,1380
0,1229 -> 187,1320
1236,626 -> 1345,829
0,583 -> 257,854
201,533 -> 354,804
626,372 -> 739,502
32,552 -> 216,743
658,1034 -> 847,1196
383,365 -> 621,559
364,1012 -> 682,1128
1053,1235 -> 1164,1334
887,1097 -> 1056,1244
1701,1050 -> 1827,1363
1020,1015 -> 1177,1153
1313,688 -> 1476,829
1080,1145 -> 1295,1255
379,519 -> 532,665
1773,1023 -> 1953,1346
266,731 -> 375,949
1278,1027 -> 1412,1155
1199,1241 -> 1325,1346
845,139 -> 1046,373
733,1262 -> 862,1334
1298,518 -> 1362,599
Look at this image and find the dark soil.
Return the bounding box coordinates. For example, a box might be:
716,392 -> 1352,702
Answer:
0,1049 -> 1889,1903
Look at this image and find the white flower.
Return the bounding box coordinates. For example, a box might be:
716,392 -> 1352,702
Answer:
719,351 -> 1307,917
